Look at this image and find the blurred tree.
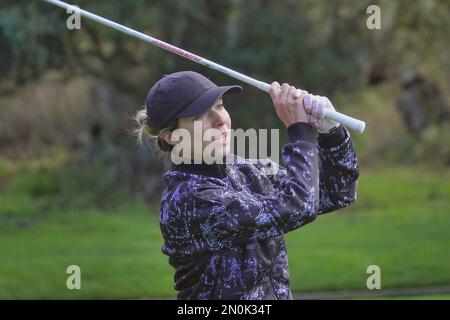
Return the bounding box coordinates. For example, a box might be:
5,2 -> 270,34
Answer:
0,0 -> 449,196
397,69 -> 450,135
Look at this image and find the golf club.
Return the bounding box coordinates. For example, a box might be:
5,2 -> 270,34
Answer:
42,0 -> 366,133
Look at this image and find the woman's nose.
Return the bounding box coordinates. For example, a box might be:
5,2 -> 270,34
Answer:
211,109 -> 226,128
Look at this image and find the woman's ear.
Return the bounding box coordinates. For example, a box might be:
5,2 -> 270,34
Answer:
160,131 -> 177,146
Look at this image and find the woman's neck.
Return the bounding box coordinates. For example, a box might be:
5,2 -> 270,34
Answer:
171,156 -> 228,179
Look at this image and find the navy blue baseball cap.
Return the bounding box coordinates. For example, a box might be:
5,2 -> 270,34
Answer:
146,71 -> 242,131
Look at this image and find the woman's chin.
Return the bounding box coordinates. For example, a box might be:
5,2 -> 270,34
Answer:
208,143 -> 231,162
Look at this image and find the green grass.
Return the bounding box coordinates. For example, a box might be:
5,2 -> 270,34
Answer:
0,203 -> 176,299
0,163 -> 449,299
285,167 -> 450,293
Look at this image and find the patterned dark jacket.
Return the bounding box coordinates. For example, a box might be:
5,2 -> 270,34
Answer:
160,122 -> 359,300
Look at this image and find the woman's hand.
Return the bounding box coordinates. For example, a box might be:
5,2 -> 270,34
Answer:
269,82 -> 308,127
303,94 -> 339,133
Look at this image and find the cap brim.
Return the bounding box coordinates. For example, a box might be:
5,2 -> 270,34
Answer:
175,85 -> 242,118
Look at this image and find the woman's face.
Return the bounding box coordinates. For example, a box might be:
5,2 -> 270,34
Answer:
170,99 -> 232,162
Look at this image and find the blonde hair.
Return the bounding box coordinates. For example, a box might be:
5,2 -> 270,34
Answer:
132,108 -> 158,145
131,107 -> 177,152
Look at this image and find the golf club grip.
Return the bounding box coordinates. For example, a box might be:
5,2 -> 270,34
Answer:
261,84 -> 366,133
324,109 -> 366,133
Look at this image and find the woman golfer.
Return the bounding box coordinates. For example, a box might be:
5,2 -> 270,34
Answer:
134,71 -> 359,300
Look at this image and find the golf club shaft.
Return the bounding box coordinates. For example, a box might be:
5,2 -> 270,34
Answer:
42,0 -> 366,133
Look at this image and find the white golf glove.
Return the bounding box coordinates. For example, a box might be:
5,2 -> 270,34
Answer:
303,93 -> 339,133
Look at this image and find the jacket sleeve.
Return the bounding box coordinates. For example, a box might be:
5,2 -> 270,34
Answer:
316,125 -> 360,214
161,123 -> 319,254
260,124 -> 359,215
